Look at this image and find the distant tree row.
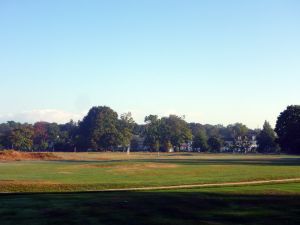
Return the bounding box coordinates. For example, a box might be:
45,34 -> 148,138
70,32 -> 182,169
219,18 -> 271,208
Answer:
0,105 -> 300,154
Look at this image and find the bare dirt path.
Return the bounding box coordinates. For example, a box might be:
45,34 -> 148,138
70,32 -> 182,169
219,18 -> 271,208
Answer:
1,178 -> 300,194
98,178 -> 300,192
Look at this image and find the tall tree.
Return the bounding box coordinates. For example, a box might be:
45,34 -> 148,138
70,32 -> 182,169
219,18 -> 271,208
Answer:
78,106 -> 119,150
9,125 -> 34,151
192,130 -> 208,151
257,121 -> 279,153
275,105 -> 300,154
208,136 -> 222,152
159,115 -> 192,151
33,122 -> 49,150
118,112 -> 135,152
58,120 -> 79,151
143,115 -> 161,151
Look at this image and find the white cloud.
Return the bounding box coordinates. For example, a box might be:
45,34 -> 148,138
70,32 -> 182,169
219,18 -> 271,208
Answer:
0,109 -> 86,124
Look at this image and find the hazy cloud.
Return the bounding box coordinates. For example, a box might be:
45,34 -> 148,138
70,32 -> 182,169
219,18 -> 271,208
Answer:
0,109 -> 86,124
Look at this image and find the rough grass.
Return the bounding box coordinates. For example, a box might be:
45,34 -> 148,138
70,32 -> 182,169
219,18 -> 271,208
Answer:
0,150 -> 59,161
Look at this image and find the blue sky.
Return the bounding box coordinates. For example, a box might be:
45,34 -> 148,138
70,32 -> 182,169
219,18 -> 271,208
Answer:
0,0 -> 299,128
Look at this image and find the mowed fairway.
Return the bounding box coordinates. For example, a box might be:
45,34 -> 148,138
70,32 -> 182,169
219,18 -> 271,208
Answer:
0,152 -> 300,192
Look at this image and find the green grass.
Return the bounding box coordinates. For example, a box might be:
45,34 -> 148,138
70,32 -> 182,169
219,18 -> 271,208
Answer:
1,153 -> 300,224
1,183 -> 300,225
0,153 -> 300,192
0,155 -> 300,192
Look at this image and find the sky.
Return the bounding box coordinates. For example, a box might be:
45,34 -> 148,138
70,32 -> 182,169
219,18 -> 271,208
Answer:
0,0 -> 299,128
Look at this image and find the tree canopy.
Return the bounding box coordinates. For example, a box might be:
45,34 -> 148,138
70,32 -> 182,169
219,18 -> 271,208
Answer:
275,105 -> 300,154
257,121 -> 279,153
78,106 -> 120,150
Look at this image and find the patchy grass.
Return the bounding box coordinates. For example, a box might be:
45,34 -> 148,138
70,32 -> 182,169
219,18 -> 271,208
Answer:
1,153 -> 300,224
0,153 -> 300,192
0,183 -> 300,225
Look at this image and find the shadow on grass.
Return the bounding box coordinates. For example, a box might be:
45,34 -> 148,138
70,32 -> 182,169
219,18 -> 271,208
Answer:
52,158 -> 300,166
142,158 -> 300,166
54,157 -> 300,167
1,191 -> 300,225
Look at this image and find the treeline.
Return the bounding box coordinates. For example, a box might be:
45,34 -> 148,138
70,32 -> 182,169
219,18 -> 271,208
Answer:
0,105 -> 300,154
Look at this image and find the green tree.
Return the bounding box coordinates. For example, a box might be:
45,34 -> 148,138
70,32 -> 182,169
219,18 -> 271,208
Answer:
159,115 -> 192,151
257,121 -> 279,153
143,115 -> 161,151
118,112 -> 135,152
47,123 -> 61,151
275,105 -> 300,154
78,106 -> 119,150
9,125 -> 34,151
208,136 -> 222,152
58,120 -> 79,151
192,130 -> 208,152
227,123 -> 249,139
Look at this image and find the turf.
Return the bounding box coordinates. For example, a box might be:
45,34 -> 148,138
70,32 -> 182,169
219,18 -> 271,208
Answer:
1,183 -> 300,225
1,153 -> 300,224
0,153 -> 300,192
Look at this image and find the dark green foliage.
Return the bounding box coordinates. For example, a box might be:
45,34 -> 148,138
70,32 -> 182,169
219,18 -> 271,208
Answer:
143,115 -> 192,152
57,120 -> 79,151
118,112 -> 135,149
208,136 -> 222,152
1,105 -> 300,154
78,106 -> 120,150
257,121 -> 279,153
192,129 -> 208,151
275,105 -> 300,154
144,115 -> 161,151
9,124 -> 34,151
159,115 -> 192,151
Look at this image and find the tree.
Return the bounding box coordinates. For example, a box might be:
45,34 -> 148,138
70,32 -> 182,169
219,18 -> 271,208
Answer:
143,115 -> 161,151
0,121 -> 23,149
275,105 -> 300,154
47,123 -> 61,151
227,123 -> 248,139
78,106 -> 119,150
33,122 -> 49,151
208,136 -> 222,152
58,120 -> 79,151
9,125 -> 34,151
257,121 -> 279,153
192,130 -> 208,152
159,115 -> 192,151
118,112 -> 135,152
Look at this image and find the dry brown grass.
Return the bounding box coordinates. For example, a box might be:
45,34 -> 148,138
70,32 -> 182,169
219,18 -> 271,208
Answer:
0,150 -> 60,161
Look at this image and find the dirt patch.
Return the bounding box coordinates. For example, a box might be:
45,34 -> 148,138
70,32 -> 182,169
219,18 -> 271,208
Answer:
0,150 -> 60,161
80,163 -> 179,171
58,171 -> 73,174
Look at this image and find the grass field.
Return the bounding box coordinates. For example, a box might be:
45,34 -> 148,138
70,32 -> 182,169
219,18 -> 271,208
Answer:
1,183 -> 300,225
0,152 -> 300,192
1,152 -> 300,224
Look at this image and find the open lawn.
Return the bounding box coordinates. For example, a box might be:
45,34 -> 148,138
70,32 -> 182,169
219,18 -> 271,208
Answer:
1,152 -> 300,224
0,152 -> 300,192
